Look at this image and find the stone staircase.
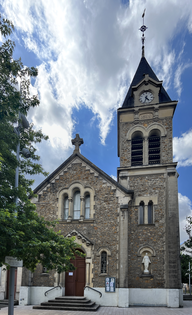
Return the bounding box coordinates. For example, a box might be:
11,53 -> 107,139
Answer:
0,300 -> 18,309
183,294 -> 192,300
33,296 -> 100,311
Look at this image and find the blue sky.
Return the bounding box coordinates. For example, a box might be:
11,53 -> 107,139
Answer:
1,0 -> 192,243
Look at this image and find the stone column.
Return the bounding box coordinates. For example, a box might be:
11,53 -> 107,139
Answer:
67,197 -> 72,222
119,205 -> 128,288
80,196 -> 84,221
86,262 -> 90,285
144,205 -> 148,224
143,136 -> 148,165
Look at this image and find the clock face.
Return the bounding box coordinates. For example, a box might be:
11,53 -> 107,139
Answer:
139,91 -> 154,104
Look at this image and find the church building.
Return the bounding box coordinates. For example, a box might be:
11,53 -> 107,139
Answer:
15,23 -> 182,308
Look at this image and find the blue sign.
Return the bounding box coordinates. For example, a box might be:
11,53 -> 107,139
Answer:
105,277 -> 116,292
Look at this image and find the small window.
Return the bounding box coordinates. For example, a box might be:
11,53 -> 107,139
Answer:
73,190 -> 80,219
139,201 -> 144,224
64,196 -> 69,220
131,132 -> 143,166
85,194 -> 90,219
148,201 -> 153,224
148,130 -> 160,165
101,251 -> 107,274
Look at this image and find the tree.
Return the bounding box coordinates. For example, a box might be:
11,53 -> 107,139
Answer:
0,16 -> 81,273
180,253 -> 192,283
180,216 -> 192,284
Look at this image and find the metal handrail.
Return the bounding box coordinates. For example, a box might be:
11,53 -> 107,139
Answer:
84,285 -> 102,298
44,285 -> 62,296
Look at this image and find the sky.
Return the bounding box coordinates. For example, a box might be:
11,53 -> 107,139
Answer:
1,0 -> 192,244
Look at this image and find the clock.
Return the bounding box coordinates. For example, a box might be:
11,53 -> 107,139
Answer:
139,91 -> 154,104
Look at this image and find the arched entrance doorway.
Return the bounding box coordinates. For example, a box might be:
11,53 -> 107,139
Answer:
65,250 -> 85,296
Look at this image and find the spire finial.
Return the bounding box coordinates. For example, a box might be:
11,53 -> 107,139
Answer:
139,9 -> 147,58
72,134 -> 84,153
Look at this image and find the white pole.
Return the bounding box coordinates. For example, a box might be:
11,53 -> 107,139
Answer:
189,262 -> 191,295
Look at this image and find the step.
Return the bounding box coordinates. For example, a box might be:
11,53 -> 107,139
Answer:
33,304 -> 100,311
183,295 -> 192,300
55,296 -> 87,301
0,300 -> 18,305
41,301 -> 95,307
0,300 -> 18,310
49,298 -> 91,304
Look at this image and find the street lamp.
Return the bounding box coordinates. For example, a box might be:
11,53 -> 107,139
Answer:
6,111 -> 30,315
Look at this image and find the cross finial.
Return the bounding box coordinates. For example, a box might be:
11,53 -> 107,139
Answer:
71,134 -> 84,153
139,9 -> 147,58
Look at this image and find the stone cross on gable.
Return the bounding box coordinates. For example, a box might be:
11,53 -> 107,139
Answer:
71,134 -> 84,153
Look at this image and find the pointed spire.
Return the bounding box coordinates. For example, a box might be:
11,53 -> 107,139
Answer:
139,9 -> 147,57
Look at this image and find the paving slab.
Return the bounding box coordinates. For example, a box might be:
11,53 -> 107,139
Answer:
0,301 -> 192,315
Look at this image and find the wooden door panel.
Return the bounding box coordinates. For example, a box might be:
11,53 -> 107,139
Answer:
65,251 -> 85,297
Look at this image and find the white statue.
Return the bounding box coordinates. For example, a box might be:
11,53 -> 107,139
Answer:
142,252 -> 151,274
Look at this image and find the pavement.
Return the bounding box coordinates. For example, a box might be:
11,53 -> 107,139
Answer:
0,302 -> 192,315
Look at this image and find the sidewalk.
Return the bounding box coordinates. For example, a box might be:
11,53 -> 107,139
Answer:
0,301 -> 192,315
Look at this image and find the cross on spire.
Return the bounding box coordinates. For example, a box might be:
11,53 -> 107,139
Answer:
71,134 -> 84,153
139,9 -> 147,58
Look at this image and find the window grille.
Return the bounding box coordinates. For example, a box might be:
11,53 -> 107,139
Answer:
139,201 -> 144,224
64,196 -> 69,220
148,135 -> 160,164
101,251 -> 107,274
131,136 -> 143,166
73,191 -> 80,219
85,194 -> 90,219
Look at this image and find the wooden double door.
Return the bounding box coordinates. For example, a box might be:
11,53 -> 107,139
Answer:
65,251 -> 85,296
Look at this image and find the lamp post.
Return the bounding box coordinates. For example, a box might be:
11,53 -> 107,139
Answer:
6,111 -> 30,315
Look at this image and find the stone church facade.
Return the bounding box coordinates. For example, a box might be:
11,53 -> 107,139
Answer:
16,55 -> 182,307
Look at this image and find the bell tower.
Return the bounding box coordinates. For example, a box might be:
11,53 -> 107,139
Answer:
117,15 -> 182,307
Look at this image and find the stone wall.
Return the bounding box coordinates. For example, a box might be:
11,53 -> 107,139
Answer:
128,173 -> 166,288
119,117 -> 173,167
32,162 -> 120,288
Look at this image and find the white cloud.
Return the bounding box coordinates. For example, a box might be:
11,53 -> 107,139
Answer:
174,63 -> 192,97
2,0 -> 192,150
173,130 -> 192,166
110,175 -> 117,181
179,193 -> 192,243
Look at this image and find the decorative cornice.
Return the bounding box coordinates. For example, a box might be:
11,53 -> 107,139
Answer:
65,229 -> 94,246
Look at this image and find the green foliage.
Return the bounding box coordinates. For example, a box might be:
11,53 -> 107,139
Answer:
0,15 -> 82,272
180,216 -> 192,283
180,253 -> 192,283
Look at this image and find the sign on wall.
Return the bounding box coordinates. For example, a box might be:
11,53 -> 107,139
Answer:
105,277 -> 116,292
5,256 -> 23,267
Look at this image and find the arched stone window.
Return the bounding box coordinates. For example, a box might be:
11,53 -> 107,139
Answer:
148,201 -> 153,224
139,201 -> 144,224
58,182 -> 95,221
148,129 -> 160,165
73,190 -> 80,219
64,196 -> 69,220
101,251 -> 107,274
85,193 -> 90,219
131,131 -> 143,166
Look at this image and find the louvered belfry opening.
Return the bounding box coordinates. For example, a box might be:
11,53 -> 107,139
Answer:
131,132 -> 143,166
148,131 -> 160,165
